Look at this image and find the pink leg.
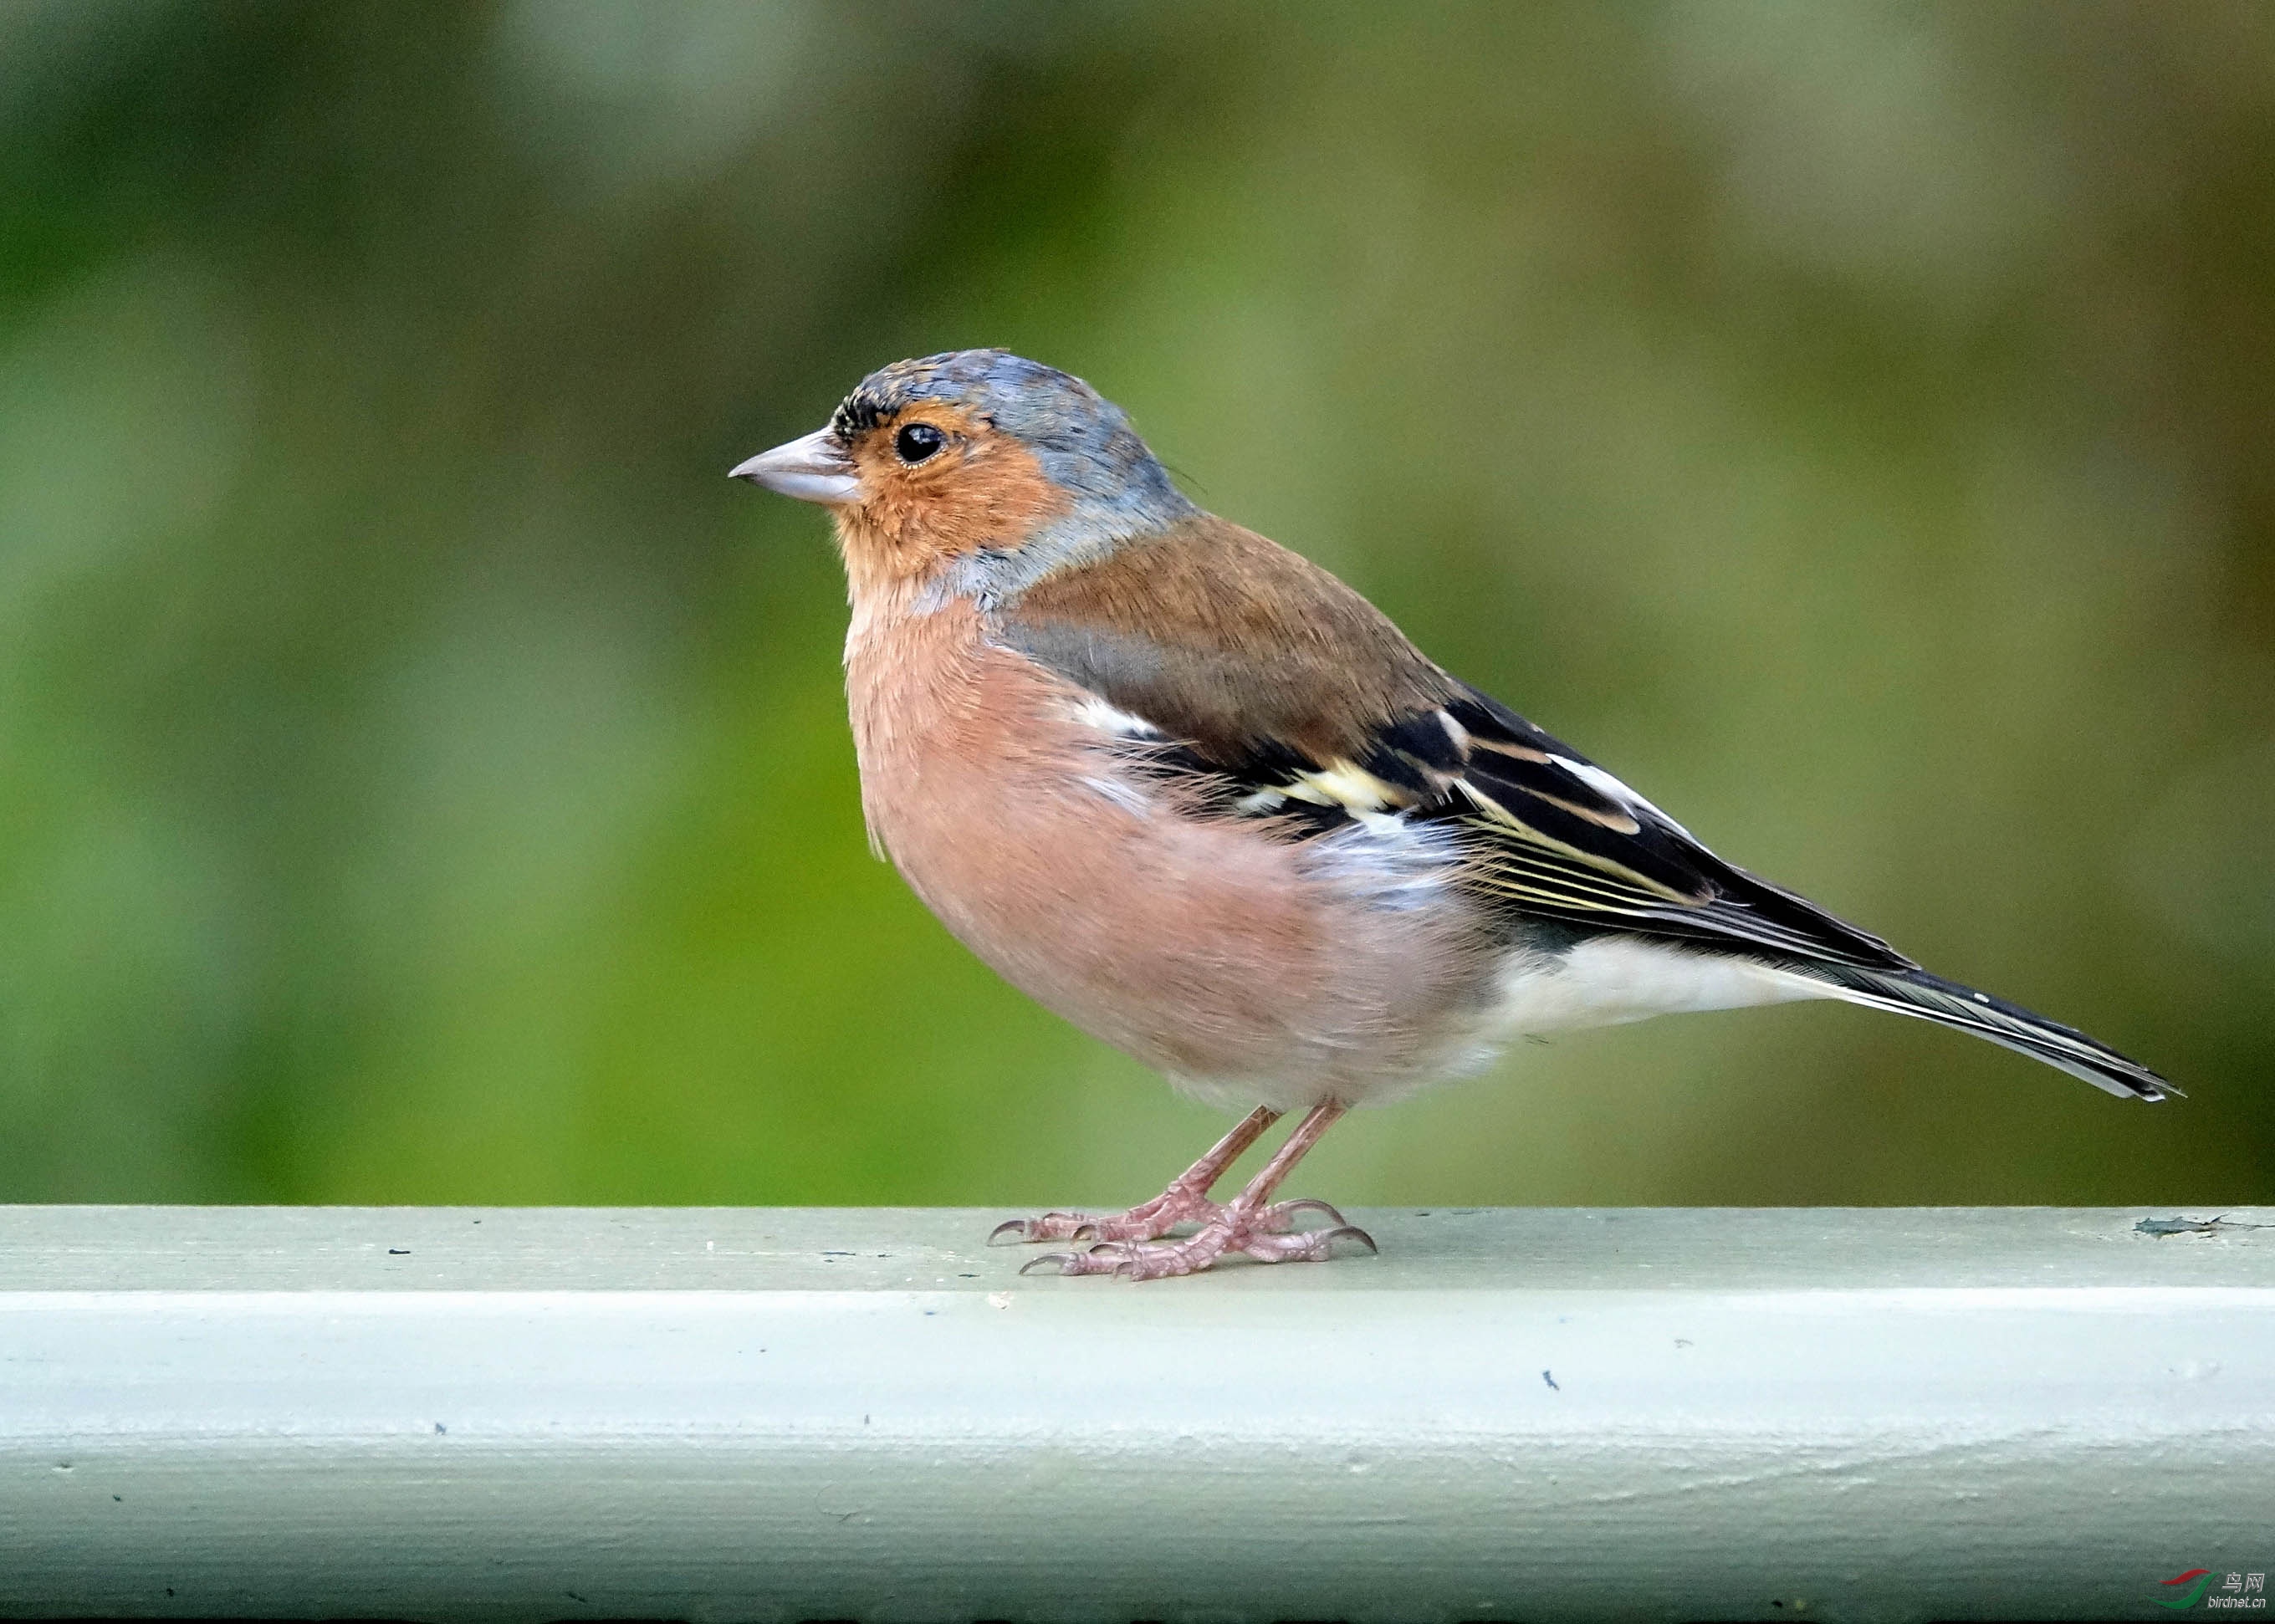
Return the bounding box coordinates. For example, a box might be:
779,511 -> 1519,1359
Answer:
1022,1101 -> 1374,1280
989,1106 -> 1332,1245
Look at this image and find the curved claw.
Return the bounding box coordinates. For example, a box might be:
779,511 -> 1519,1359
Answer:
1271,1198 -> 1348,1230
988,1219 -> 1034,1247
1019,1251 -> 1079,1275
1322,1224 -> 1378,1256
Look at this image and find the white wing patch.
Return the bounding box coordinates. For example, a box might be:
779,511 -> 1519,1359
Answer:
1067,696 -> 1163,738
1550,755 -> 1694,837
1281,761 -> 1411,815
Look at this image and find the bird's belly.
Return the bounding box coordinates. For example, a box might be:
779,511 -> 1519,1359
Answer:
1493,935 -> 1825,1033
846,621 -> 1500,1106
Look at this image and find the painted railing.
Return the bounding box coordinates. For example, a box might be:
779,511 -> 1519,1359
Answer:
4,1205 -> 2270,1621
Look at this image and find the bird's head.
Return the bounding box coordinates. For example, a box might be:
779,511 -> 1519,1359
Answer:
731,350 -> 1193,599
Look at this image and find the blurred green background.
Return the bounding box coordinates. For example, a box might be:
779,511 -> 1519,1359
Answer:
1,1 -> 2267,1210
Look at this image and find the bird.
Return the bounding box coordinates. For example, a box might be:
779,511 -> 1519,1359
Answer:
729,349 -> 2173,1280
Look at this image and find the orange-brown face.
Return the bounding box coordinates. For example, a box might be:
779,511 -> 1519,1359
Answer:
829,404 -> 1067,596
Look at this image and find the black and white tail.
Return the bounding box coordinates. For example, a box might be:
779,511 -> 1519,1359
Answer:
1806,965 -> 2175,1101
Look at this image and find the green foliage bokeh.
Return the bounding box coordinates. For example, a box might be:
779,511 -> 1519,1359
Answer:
1,1 -> 2268,1208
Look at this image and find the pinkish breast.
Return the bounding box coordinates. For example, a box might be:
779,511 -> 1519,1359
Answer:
843,599 -> 1503,1109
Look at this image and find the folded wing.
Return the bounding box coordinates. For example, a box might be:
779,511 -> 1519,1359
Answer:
994,513 -> 2170,1099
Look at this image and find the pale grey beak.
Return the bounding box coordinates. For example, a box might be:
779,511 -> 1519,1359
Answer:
728,426 -> 861,504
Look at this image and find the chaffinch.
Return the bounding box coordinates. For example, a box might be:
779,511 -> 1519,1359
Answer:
732,350 -> 2172,1280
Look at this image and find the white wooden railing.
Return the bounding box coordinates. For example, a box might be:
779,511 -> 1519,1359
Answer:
3,1205 -> 2271,1622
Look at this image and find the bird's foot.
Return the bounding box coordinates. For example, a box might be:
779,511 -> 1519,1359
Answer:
987,1183 -> 1209,1246
1018,1202 -> 1374,1280
989,1188 -> 1347,1248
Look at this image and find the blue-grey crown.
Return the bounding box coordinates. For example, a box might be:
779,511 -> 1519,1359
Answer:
831,350 -> 1194,533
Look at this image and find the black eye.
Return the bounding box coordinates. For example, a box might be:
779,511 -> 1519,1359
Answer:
894,422 -> 945,463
